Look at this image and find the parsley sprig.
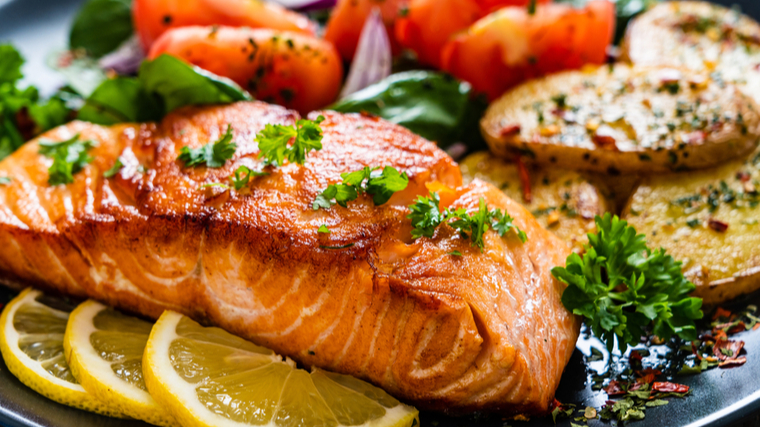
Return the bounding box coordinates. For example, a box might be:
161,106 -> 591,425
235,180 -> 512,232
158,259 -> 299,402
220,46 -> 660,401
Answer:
257,116 -> 325,167
178,125 -> 237,168
312,166 -> 409,210
230,165 -> 267,190
39,134 -> 96,185
407,192 -> 528,250
551,214 -> 703,353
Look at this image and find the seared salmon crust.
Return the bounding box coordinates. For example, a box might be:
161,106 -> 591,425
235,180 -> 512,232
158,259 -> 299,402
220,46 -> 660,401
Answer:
0,102 -> 579,416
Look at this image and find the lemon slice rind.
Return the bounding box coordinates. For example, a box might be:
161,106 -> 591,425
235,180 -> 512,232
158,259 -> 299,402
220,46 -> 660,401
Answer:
0,288 -> 125,418
144,310 -> 419,427
64,299 -> 178,427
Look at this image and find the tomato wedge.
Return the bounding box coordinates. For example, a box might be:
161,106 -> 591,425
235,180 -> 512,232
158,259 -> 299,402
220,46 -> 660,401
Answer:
441,0 -> 615,100
324,0 -> 408,61
395,0 -> 550,68
148,26 -> 343,113
133,0 -> 316,51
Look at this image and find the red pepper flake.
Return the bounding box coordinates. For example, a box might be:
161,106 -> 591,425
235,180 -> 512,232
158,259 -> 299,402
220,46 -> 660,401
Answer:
713,307 -> 733,320
713,339 -> 744,361
736,172 -> 751,182
515,155 -> 532,203
592,125 -> 617,149
359,110 -> 379,119
719,356 -> 747,368
550,398 -> 561,411
604,380 -> 627,396
500,124 -> 521,137
708,219 -> 729,233
652,382 -> 689,393
685,131 -> 706,144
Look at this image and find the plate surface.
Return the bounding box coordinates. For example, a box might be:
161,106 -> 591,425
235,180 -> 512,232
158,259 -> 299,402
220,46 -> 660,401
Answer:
2,0 -> 760,426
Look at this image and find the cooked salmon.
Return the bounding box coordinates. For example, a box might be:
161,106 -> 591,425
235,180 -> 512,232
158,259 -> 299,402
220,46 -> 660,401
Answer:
0,102 -> 579,416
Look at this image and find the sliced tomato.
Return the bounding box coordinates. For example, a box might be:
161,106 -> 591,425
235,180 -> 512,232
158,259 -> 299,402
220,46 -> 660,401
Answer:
441,0 -> 615,100
324,0 -> 408,61
148,26 -> 343,113
395,0 -> 550,68
133,0 -> 316,51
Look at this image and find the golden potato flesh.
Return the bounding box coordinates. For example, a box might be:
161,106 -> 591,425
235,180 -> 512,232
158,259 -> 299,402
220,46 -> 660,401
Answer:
460,151 -> 611,251
480,65 -> 760,174
623,148 -> 760,305
624,1 -> 760,106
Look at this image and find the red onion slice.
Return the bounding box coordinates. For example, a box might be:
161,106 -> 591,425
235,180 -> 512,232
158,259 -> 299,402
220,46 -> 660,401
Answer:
339,7 -> 392,99
98,35 -> 145,75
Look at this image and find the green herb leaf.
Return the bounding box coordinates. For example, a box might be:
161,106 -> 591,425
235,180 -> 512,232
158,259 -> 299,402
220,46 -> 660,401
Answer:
408,192 -> 445,239
39,134 -> 97,185
230,165 -> 267,190
257,116 -> 325,167
330,71 -> 487,149
103,157 -> 123,178
69,0 -> 133,58
0,177 -> 12,185
0,44 -> 24,84
448,250 -> 462,257
313,166 -> 409,210
177,125 -> 237,168
318,224 -> 330,234
551,213 -> 703,353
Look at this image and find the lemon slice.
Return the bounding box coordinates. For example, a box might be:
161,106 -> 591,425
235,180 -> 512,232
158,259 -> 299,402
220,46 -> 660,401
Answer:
144,311 -> 420,427
0,288 -> 124,418
64,300 -> 178,426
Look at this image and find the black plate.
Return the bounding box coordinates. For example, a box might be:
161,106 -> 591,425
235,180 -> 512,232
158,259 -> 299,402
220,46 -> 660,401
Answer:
2,0 -> 760,426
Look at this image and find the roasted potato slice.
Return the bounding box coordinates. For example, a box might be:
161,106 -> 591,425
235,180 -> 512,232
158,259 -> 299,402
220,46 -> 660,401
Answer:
622,147 -> 760,305
481,65 -> 760,174
623,1 -> 760,105
460,151 -> 611,251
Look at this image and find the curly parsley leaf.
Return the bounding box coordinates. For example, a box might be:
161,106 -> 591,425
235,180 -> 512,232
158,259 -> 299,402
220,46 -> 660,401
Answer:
551,213 -> 703,353
103,157 -> 123,178
39,134 -> 97,185
407,192 -> 527,249
257,115 -> 324,167
312,166 -> 409,210
230,165 -> 267,190
178,125 -> 236,168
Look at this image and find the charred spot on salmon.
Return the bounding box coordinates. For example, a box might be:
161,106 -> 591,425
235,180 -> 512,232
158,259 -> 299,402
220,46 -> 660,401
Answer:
39,134 -> 96,186
256,116 -> 324,167
408,193 -> 528,250
313,166 -> 409,210
162,15 -> 172,25
178,125 -> 237,168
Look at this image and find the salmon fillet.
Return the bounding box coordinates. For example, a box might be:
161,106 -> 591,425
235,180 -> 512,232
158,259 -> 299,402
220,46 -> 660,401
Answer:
0,102 -> 580,416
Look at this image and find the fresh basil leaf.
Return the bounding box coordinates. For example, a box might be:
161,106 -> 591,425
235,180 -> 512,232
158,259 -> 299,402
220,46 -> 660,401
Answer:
79,77 -> 162,124
69,0 -> 134,58
140,55 -> 252,115
330,71 -> 487,149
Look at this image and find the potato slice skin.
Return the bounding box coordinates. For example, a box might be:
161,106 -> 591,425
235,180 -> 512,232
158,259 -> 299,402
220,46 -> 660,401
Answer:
460,151 -> 611,251
480,65 -> 760,174
622,148 -> 760,306
622,1 -> 760,106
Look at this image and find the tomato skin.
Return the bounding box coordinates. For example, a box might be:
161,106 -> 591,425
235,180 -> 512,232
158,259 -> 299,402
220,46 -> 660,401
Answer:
324,0 -> 408,61
395,0 -> 551,68
133,0 -> 316,51
441,0 -> 615,100
148,26 -> 343,113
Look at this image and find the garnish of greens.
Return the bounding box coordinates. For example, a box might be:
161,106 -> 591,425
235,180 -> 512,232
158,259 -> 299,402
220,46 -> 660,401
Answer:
552,213 -> 703,352
256,115 -> 325,167
1,45 -> 75,161
39,134 -> 97,185
330,71 -> 487,149
103,157 -> 123,178
69,0 -> 133,58
407,192 -> 528,250
312,166 -> 409,210
177,125 -> 237,168
230,165 -> 267,190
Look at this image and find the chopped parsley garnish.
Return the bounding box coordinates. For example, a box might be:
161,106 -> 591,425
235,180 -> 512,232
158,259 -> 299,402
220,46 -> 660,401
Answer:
256,115 -> 325,167
551,213 -> 703,353
0,177 -> 11,185
178,125 -> 237,168
230,165 -> 267,190
39,134 -> 97,186
407,192 -> 527,250
527,0 -> 537,15
318,224 -> 330,234
312,166 -> 409,210
551,93 -> 568,109
103,157 -> 124,178
448,251 -> 462,257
